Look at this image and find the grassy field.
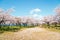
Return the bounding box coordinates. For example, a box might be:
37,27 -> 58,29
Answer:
40,24 -> 60,33
0,27 -> 60,40
0,25 -> 36,34
0,24 -> 60,33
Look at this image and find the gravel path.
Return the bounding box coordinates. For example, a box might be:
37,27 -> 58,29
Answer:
0,27 -> 60,40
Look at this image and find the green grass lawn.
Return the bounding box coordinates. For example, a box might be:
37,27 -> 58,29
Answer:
0,25 -> 36,33
0,25 -> 60,34
40,24 -> 60,33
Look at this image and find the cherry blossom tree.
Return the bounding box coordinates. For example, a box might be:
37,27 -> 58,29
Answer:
0,8 -> 15,27
54,6 -> 60,25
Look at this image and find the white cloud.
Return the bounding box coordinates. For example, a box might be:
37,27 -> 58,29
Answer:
32,14 -> 43,20
33,14 -> 38,17
30,8 -> 41,14
29,8 -> 43,20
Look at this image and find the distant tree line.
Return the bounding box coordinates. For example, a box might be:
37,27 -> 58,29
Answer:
0,6 -> 60,28
42,6 -> 60,27
0,8 -> 40,27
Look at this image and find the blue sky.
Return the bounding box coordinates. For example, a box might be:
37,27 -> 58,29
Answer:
0,0 -> 60,17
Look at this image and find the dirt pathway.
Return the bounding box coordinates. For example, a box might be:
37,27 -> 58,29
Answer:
0,27 -> 60,40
